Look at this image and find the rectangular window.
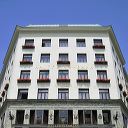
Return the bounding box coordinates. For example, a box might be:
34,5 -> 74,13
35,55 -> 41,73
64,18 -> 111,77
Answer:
54,110 -> 73,125
76,39 -> 86,47
42,39 -> 51,47
39,70 -> 49,79
16,110 -> 25,124
77,54 -> 87,63
78,110 -> 97,125
40,54 -> 50,63
59,54 -> 68,61
30,110 -> 48,124
17,89 -> 28,99
25,39 -> 34,46
78,70 -> 88,79
59,39 -> 68,47
95,54 -> 105,61
22,54 -> 32,61
99,89 -> 110,99
37,89 -> 48,99
58,89 -> 69,99
102,110 -> 111,124
20,70 -> 30,79
58,70 -> 69,79
97,70 -> 107,80
94,39 -> 102,45
79,89 -> 89,99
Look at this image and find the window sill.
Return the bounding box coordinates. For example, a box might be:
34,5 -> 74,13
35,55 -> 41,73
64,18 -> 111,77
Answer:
96,79 -> 110,83
20,61 -> 33,65
37,79 -> 51,83
22,45 -> 35,49
57,61 -> 70,64
17,79 -> 31,83
77,79 -> 90,83
57,79 -> 70,82
93,45 -> 105,49
94,61 -> 108,65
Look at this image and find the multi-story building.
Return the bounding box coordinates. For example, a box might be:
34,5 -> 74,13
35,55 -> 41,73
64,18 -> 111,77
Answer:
0,25 -> 128,128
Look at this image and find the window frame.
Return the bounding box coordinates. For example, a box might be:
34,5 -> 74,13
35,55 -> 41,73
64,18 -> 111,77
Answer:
20,70 -> 30,79
37,89 -> 48,99
59,39 -> 68,47
77,54 -> 87,63
58,89 -> 69,99
76,39 -> 86,47
40,54 -> 50,63
42,39 -> 51,47
99,89 -> 110,99
79,89 -> 90,99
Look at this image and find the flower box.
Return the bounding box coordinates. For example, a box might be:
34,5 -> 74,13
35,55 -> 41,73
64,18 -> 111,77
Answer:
94,61 -> 108,65
93,45 -> 105,49
17,78 -> 31,83
77,79 -> 90,83
96,79 -> 110,83
57,78 -> 70,82
57,61 -> 70,64
20,61 -> 33,65
37,78 -> 51,83
22,45 -> 35,49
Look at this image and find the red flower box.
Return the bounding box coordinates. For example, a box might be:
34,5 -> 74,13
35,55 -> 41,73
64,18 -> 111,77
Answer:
57,61 -> 70,64
94,61 -> 108,65
37,78 -> 51,83
20,61 -> 33,65
96,79 -> 110,83
17,78 -> 31,83
4,83 -> 9,91
22,45 -> 35,49
93,45 -> 105,49
57,78 -> 70,82
77,79 -> 90,83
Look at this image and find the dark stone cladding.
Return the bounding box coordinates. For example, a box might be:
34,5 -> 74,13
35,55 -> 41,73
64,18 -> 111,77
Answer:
12,124 -> 115,128
0,99 -> 128,115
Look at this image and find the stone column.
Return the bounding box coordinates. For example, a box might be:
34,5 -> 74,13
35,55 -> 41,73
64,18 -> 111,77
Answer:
97,110 -> 103,124
24,109 -> 30,124
48,110 -> 54,125
73,109 -> 78,125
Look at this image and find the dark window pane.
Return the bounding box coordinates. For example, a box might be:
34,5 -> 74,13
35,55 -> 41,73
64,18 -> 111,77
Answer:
102,110 -> 111,124
16,110 -> 25,124
68,110 -> 73,125
25,39 -> 34,46
17,89 -> 28,99
30,110 -> 35,124
76,39 -> 86,47
23,54 -> 32,61
84,110 -> 91,124
54,110 -> 59,124
42,39 -> 51,47
20,70 -> 30,79
59,39 -> 68,47
92,110 -> 97,124
78,110 -> 83,125
77,54 -> 87,63
59,54 -> 68,61
37,89 -> 48,99
43,110 -> 48,124
40,54 -> 50,63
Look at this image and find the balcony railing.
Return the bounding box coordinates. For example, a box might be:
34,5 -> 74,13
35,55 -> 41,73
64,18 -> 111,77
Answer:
37,78 -> 51,83
77,78 -> 90,83
17,78 -> 31,83
57,60 -> 70,64
96,79 -> 110,83
22,45 -> 35,49
57,78 -> 70,82
94,61 -> 108,65
93,45 -> 105,49
20,60 -> 33,65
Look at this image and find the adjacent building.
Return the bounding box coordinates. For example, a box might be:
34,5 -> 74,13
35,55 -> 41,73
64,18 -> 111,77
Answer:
0,25 -> 128,128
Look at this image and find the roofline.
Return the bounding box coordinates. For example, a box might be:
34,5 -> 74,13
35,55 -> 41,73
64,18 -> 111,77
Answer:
0,25 -> 126,83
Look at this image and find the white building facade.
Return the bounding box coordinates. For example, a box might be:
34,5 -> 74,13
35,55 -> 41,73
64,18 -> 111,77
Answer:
0,25 -> 128,128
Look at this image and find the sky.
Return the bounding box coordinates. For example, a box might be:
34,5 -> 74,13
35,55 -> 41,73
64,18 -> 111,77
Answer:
0,0 -> 128,72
